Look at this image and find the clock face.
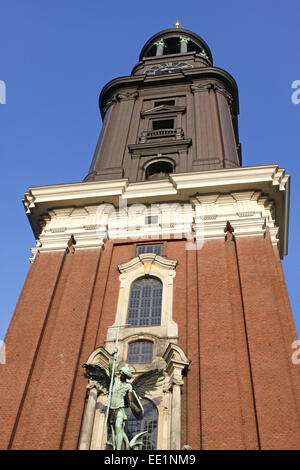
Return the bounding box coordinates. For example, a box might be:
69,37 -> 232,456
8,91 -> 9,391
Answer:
145,62 -> 193,76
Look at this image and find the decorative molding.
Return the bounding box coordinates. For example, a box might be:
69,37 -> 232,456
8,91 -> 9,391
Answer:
224,221 -> 235,241
102,95 -> 118,114
140,105 -> 186,118
128,138 -> 192,156
118,253 -> 177,275
103,91 -> 139,112
179,37 -> 190,44
154,39 -> 165,46
117,91 -> 139,101
191,190 -> 280,248
191,80 -> 233,110
237,211 -> 255,217
85,346 -> 111,370
199,49 -> 209,59
23,165 -> 290,259
163,343 -> 190,380
27,190 -> 281,261
23,193 -> 36,214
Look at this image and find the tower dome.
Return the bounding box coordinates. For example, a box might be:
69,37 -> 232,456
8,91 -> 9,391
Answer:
132,27 -> 213,76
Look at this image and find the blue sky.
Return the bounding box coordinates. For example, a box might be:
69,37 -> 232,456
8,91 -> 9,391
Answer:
0,0 -> 299,340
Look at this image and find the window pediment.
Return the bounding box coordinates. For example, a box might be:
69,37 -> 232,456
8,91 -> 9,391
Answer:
118,252 -> 177,277
141,105 -> 186,118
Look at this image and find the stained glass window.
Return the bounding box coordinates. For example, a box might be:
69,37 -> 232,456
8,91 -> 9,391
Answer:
125,399 -> 158,450
127,340 -> 153,363
127,277 -> 162,326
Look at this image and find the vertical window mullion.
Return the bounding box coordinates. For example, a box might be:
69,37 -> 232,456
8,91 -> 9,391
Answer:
137,286 -> 143,325
149,283 -> 154,325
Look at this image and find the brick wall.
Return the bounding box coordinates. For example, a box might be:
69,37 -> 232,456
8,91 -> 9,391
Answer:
0,235 -> 299,449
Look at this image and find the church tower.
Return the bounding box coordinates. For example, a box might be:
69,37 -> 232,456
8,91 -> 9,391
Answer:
0,25 -> 299,450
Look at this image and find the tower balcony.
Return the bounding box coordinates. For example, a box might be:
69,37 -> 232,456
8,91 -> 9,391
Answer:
139,127 -> 184,143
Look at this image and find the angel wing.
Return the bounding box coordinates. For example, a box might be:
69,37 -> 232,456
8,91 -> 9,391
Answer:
131,368 -> 165,399
82,363 -> 110,391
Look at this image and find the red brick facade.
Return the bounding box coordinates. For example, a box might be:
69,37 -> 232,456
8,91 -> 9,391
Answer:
1,235 -> 299,449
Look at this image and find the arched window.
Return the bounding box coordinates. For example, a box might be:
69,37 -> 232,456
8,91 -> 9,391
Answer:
127,277 -> 162,326
125,399 -> 158,450
127,340 -> 153,363
145,161 -> 173,180
163,37 -> 181,55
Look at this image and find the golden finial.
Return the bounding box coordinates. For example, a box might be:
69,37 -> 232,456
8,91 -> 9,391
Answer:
175,19 -> 182,29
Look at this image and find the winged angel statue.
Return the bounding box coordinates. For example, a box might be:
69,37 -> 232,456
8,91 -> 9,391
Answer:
82,348 -> 165,450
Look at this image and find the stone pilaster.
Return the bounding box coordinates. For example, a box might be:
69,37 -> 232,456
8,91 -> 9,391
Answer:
163,344 -> 190,450
79,384 -> 99,450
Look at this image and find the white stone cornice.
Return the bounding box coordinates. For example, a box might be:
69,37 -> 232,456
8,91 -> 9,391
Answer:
23,179 -> 128,205
23,165 -> 288,213
28,189 -> 281,261
170,165 -> 289,192
23,164 -> 290,258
